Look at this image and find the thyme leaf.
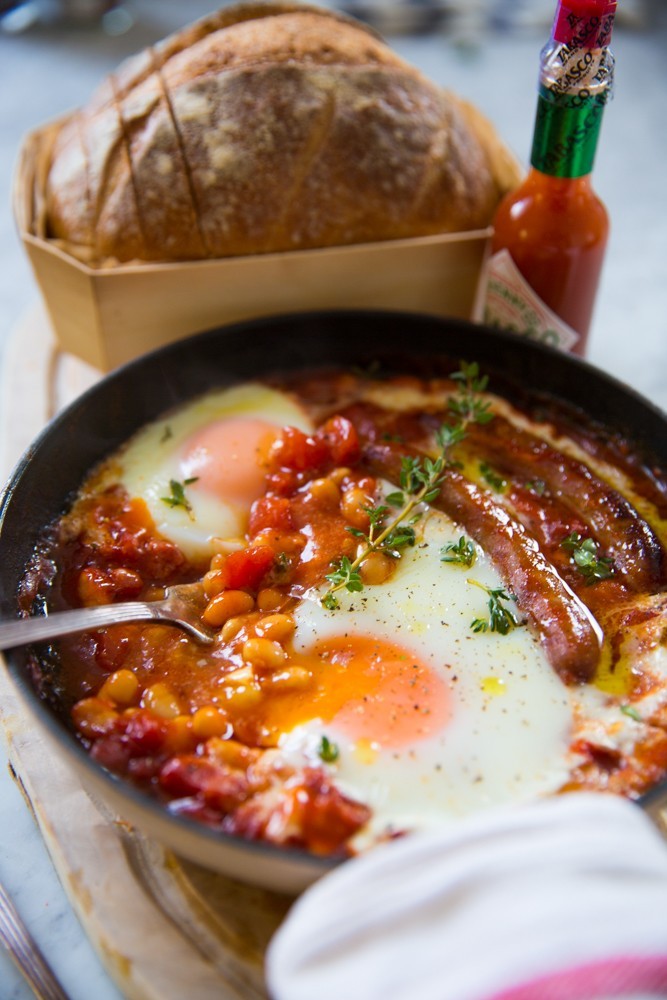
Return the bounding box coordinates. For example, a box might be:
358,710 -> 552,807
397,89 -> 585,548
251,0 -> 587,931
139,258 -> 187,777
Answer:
561,531 -> 615,583
363,504 -> 389,532
318,735 -> 340,762
160,477 -> 199,516
526,478 -> 546,496
448,361 -> 493,426
385,491 -> 405,507
469,580 -> 521,635
441,535 -> 477,568
324,556 -> 363,608
383,525 -> 417,555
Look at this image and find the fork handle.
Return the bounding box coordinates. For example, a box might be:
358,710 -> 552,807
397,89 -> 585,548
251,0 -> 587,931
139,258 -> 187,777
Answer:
0,881 -> 71,1000
0,603 -> 155,651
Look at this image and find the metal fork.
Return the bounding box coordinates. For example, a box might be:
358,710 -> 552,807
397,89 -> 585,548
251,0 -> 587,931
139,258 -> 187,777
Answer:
0,584 -> 215,650
0,880 -> 70,999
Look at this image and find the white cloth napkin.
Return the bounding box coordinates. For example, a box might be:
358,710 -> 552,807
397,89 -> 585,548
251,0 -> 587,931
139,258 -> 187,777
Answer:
266,793 -> 667,1000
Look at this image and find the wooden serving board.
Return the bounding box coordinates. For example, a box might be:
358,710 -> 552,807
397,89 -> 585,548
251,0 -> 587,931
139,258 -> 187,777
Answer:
0,304 -> 292,1000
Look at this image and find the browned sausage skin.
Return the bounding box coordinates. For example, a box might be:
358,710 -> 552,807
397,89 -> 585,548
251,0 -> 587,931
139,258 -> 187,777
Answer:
361,437 -> 603,686
457,415 -> 666,592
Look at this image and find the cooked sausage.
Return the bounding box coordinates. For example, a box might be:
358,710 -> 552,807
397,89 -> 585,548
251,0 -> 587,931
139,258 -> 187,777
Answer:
363,438 -> 602,685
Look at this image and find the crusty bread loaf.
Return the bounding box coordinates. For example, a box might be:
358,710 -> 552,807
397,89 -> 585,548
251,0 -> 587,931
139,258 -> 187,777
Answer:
45,1 -> 520,265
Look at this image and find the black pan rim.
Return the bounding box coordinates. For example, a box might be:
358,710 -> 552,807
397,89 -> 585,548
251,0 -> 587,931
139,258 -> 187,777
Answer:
1,307 -> 666,873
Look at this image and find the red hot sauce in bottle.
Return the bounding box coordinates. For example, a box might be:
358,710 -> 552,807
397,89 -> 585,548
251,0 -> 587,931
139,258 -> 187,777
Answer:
480,0 -> 616,356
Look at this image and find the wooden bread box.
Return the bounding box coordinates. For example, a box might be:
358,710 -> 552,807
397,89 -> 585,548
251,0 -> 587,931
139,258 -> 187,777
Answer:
15,119 -> 492,372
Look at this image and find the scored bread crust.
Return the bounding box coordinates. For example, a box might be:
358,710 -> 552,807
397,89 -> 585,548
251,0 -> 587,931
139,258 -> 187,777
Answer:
45,2 -> 520,265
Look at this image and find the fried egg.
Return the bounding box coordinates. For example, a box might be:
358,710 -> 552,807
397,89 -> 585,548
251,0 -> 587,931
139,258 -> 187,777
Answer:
269,507 -> 574,847
115,384 -> 313,561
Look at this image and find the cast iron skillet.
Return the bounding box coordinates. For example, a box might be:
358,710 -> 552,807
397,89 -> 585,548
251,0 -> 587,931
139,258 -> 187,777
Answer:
1,310 -> 666,892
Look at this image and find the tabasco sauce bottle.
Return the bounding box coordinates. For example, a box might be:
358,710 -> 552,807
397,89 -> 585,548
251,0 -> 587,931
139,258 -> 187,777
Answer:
479,0 -> 616,356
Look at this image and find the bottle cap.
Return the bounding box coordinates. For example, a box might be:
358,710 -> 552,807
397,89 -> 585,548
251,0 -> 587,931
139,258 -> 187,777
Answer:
553,1 -> 616,49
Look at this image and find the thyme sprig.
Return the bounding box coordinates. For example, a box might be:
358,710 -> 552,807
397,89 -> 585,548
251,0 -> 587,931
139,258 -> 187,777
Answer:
441,535 -> 477,568
561,531 -> 615,584
448,362 -> 494,426
323,556 -> 364,601
321,362 -> 493,610
160,477 -> 199,516
318,735 -> 340,763
322,462 -> 437,610
468,580 -> 521,636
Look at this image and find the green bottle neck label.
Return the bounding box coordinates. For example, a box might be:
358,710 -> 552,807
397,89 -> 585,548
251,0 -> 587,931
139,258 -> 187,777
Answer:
531,84 -> 608,178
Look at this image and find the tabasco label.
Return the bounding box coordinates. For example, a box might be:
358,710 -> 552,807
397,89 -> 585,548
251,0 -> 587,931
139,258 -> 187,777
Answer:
477,249 -> 580,353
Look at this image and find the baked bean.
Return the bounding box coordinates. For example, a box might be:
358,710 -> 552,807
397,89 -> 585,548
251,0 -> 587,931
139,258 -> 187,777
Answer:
220,615 -> 249,643
330,467 -> 352,486
206,737 -> 260,769
225,665 -> 255,686
242,637 -> 287,670
192,705 -> 231,739
251,527 -> 305,555
359,551 -> 395,585
71,697 -> 118,738
142,683 -> 182,719
254,613 -> 295,643
202,569 -> 226,598
267,667 -> 313,691
99,669 -> 139,706
341,485 -> 373,530
256,587 -> 287,612
306,477 -> 341,508
203,589 -> 255,627
223,672 -> 262,709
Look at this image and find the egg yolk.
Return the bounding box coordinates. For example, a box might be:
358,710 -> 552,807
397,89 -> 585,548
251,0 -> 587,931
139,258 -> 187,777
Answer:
179,418 -> 278,508
259,635 -> 450,750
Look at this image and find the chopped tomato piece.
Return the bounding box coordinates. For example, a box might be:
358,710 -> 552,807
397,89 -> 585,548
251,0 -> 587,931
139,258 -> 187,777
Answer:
221,544 -> 275,592
269,426 -> 329,474
265,468 -> 299,497
572,738 -> 623,772
159,756 -> 251,812
77,565 -> 144,606
248,496 -> 294,535
291,768 -> 372,855
90,736 -> 133,773
125,710 -> 169,755
317,416 -> 361,467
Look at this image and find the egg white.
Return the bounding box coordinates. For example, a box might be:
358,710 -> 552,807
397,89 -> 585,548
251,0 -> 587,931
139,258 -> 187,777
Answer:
277,506 -> 574,847
113,383 -> 313,561
569,608 -> 667,762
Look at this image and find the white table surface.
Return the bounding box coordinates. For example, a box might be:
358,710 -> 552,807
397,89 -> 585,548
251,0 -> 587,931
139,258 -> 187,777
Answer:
1,2 -> 666,997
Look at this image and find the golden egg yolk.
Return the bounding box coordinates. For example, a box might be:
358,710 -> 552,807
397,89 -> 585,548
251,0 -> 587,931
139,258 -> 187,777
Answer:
258,635 -> 450,750
180,418 -> 278,508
